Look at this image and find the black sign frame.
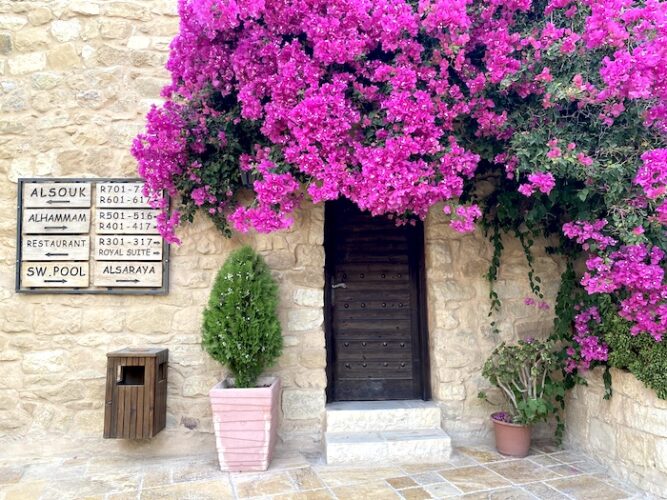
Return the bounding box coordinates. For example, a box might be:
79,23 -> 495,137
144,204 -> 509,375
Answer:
16,177 -> 170,295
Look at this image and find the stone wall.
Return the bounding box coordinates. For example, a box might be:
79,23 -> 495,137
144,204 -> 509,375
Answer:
0,0 -> 327,459
424,207 -> 563,441
566,367 -> 667,497
0,0 -> 565,460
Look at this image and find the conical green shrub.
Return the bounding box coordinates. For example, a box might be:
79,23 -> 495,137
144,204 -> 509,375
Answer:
202,246 -> 283,388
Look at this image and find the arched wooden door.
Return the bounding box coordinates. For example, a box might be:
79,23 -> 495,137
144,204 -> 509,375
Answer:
324,199 -> 430,401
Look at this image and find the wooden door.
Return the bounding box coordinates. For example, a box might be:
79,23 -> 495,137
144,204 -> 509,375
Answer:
324,199 -> 429,401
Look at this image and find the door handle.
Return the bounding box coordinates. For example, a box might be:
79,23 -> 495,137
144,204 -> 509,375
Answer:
331,282 -> 347,289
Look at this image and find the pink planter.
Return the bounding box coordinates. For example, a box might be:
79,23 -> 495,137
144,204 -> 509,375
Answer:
209,377 -> 281,472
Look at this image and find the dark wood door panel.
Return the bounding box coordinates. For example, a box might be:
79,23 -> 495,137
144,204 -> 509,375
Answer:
325,199 -> 429,402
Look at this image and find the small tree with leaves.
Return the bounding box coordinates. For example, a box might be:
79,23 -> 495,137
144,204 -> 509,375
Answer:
202,246 -> 282,388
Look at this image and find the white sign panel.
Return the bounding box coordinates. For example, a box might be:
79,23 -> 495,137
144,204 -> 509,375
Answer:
22,182 -> 92,208
22,209 -> 91,234
96,182 -> 151,208
93,261 -> 163,287
95,235 -> 163,261
21,235 -> 90,261
21,262 -> 90,288
17,179 -> 167,294
96,209 -> 160,234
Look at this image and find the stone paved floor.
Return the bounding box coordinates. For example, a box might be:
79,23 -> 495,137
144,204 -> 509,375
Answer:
0,442 -> 654,500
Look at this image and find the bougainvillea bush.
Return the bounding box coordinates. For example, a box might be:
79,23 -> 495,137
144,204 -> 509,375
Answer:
133,0 -> 667,396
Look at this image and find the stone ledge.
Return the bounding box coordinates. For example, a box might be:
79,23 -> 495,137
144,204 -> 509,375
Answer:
326,400 -> 441,432
325,429 -> 452,465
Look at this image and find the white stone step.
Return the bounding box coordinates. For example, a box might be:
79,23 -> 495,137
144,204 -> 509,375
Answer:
325,400 -> 441,432
325,429 -> 452,465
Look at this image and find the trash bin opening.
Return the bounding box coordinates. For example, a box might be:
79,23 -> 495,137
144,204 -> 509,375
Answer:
117,365 -> 145,386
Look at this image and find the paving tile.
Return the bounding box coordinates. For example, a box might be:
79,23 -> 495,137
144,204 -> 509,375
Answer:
171,462 -> 226,484
530,441 -> 562,454
460,486 -> 535,499
0,465 -> 24,484
289,467 -> 325,490
1,481 -> 48,500
455,446 -> 507,464
411,471 -> 446,485
565,459 -> 606,474
314,466 -> 404,488
545,475 -> 630,499
107,491 -> 141,500
439,466 -> 511,493
272,489 -> 335,500
422,481 -> 461,498
527,455 -> 561,467
140,468 -> 173,489
233,470 -> 297,498
548,451 -> 587,464
486,459 -> 559,484
386,476 -> 418,489
21,462 -> 88,481
523,482 -> 570,500
398,486 -> 434,499
331,480 -> 402,499
140,479 -> 234,499
547,463 -> 583,477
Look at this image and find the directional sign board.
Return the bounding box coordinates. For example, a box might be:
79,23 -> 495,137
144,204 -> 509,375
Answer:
16,178 -> 169,295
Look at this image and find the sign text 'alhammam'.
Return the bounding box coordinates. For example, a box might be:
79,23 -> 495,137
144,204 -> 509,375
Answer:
16,179 -> 169,294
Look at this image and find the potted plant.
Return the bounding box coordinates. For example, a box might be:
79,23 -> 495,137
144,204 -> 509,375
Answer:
202,246 -> 283,472
478,338 -> 564,457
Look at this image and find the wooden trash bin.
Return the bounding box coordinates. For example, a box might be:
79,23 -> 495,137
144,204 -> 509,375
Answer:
104,347 -> 168,439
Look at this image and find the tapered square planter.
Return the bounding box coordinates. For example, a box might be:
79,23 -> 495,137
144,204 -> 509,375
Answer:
209,376 -> 281,472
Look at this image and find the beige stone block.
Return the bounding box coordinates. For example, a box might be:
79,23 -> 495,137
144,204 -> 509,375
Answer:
282,389 -> 325,420
437,383 -> 466,401
0,365 -> 23,393
0,349 -> 20,362
14,28 -> 50,51
138,19 -> 179,36
2,305 -> 33,333
293,370 -> 327,389
8,51 -> 46,75
70,1 -> 101,16
104,2 -> 152,21
182,376 -> 217,397
73,409 -> 103,433
22,350 -> 68,374
127,35 -> 151,50
656,438 -> 667,472
34,306 -> 82,335
47,43 -> 80,69
293,288 -> 323,308
31,71 -> 64,90
263,249 -> 296,270
295,244 -> 324,267
81,308 -> 125,332
151,0 -> 179,16
99,19 -> 132,39
51,20 -> 82,42
588,419 -> 616,458
133,76 -> 167,97
27,8 -> 51,26
172,306 -> 203,333
126,306 -> 175,333
287,308 -> 323,331
0,390 -> 19,411
0,14 -> 27,30
299,349 -> 325,369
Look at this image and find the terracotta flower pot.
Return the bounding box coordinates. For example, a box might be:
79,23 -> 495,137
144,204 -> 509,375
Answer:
491,412 -> 531,458
209,376 -> 281,472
